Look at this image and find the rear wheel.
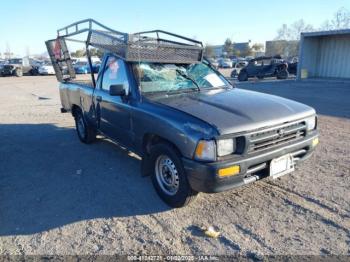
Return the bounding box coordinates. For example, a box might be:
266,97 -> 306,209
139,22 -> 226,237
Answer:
277,69 -> 289,79
74,109 -> 96,144
30,69 -> 39,76
257,75 -> 264,80
238,71 -> 248,82
15,68 -> 23,77
149,143 -> 198,208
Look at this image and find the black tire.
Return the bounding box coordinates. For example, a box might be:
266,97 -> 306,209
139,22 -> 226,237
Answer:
15,68 -> 23,77
276,69 -> 289,80
238,71 -> 248,82
149,143 -> 198,208
74,109 -> 96,144
30,69 -> 39,76
230,70 -> 237,78
257,73 -> 265,80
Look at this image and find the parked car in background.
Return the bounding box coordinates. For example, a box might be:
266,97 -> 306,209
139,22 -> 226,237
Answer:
92,62 -> 101,73
38,62 -> 55,75
230,61 -> 248,78
245,56 -> 254,62
207,58 -> 219,69
287,57 -> 298,75
0,59 -> 7,70
74,61 -> 91,74
0,58 -> 39,77
219,58 -> 233,68
238,56 -> 289,81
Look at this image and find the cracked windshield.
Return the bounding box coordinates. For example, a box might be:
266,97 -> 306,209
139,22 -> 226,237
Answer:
134,62 -> 230,93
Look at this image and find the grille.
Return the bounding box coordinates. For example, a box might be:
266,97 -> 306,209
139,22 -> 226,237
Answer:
4,65 -> 14,70
247,121 -> 306,153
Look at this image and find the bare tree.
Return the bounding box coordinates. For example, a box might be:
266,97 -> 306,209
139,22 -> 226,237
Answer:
291,20 -> 314,39
71,49 -> 86,57
89,48 -> 104,58
5,43 -> 12,59
319,7 -> 350,30
26,46 -> 30,57
240,46 -> 254,57
223,38 -> 233,57
204,44 -> 215,58
251,43 -> 264,52
320,20 -> 333,31
276,24 -> 291,40
275,19 -> 314,41
330,7 -> 350,29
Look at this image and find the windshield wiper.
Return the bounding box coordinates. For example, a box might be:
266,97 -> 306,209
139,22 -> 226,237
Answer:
176,69 -> 200,91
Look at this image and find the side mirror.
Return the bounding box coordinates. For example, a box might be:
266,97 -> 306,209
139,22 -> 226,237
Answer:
109,84 -> 126,96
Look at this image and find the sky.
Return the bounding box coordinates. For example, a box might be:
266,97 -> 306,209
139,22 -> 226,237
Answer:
0,0 -> 349,56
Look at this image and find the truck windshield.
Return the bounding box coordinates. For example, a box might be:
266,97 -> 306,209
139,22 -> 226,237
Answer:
134,62 -> 230,94
8,59 -> 22,64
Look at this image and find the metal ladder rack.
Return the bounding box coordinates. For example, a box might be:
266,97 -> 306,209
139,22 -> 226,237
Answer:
46,19 -> 204,83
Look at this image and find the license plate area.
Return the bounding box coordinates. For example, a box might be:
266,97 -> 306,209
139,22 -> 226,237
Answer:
270,154 -> 294,179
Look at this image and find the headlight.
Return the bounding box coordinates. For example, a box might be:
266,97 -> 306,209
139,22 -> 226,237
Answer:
217,139 -> 236,157
194,140 -> 216,161
305,116 -> 316,131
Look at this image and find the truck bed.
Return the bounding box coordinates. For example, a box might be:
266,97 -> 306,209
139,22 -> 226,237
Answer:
59,76 -> 96,113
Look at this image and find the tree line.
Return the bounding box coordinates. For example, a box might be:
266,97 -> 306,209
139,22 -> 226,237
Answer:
70,48 -> 104,58
275,7 -> 350,41
204,7 -> 350,58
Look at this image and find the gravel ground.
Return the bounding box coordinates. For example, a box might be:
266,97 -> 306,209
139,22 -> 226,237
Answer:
0,76 -> 349,256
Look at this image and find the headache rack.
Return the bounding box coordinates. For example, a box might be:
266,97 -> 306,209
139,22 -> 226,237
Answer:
46,19 -> 204,83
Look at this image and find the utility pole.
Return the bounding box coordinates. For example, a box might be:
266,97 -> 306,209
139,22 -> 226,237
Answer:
5,43 -> 13,59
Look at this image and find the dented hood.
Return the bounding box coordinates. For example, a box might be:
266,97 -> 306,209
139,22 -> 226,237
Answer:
150,88 -> 315,135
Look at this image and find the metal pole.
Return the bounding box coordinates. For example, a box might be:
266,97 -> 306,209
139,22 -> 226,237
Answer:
86,43 -> 96,87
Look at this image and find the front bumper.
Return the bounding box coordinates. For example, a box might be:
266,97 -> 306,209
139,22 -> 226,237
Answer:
183,132 -> 318,193
1,69 -> 14,75
39,70 -> 54,75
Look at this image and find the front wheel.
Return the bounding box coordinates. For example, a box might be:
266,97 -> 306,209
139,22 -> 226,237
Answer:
15,69 -> 23,77
149,143 -> 198,208
276,69 -> 289,79
230,70 -> 237,78
238,71 -> 248,82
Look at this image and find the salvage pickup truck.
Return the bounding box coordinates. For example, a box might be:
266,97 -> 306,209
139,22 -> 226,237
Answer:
47,20 -> 319,207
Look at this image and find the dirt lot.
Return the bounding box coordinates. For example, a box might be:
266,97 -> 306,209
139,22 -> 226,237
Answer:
0,76 -> 349,256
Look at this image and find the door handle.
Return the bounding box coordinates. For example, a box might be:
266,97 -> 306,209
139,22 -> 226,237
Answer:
96,96 -> 102,102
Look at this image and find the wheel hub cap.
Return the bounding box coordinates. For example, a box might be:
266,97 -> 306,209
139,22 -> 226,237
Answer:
155,155 -> 179,196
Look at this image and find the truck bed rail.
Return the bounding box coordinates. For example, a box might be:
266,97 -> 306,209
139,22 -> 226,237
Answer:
46,19 -> 204,83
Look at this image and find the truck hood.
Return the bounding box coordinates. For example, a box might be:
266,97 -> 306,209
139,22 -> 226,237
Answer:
149,88 -> 315,135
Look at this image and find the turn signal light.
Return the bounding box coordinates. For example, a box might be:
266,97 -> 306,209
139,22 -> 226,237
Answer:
312,137 -> 319,147
218,165 -> 240,177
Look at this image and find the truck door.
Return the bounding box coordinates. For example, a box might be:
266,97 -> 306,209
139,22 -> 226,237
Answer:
93,55 -> 132,147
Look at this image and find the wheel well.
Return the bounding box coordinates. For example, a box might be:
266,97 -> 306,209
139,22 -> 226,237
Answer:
142,133 -> 180,156
277,64 -> 287,71
71,104 -> 81,118
141,133 -> 183,177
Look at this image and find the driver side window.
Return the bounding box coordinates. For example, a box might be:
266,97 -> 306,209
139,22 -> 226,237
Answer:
101,56 -> 129,94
